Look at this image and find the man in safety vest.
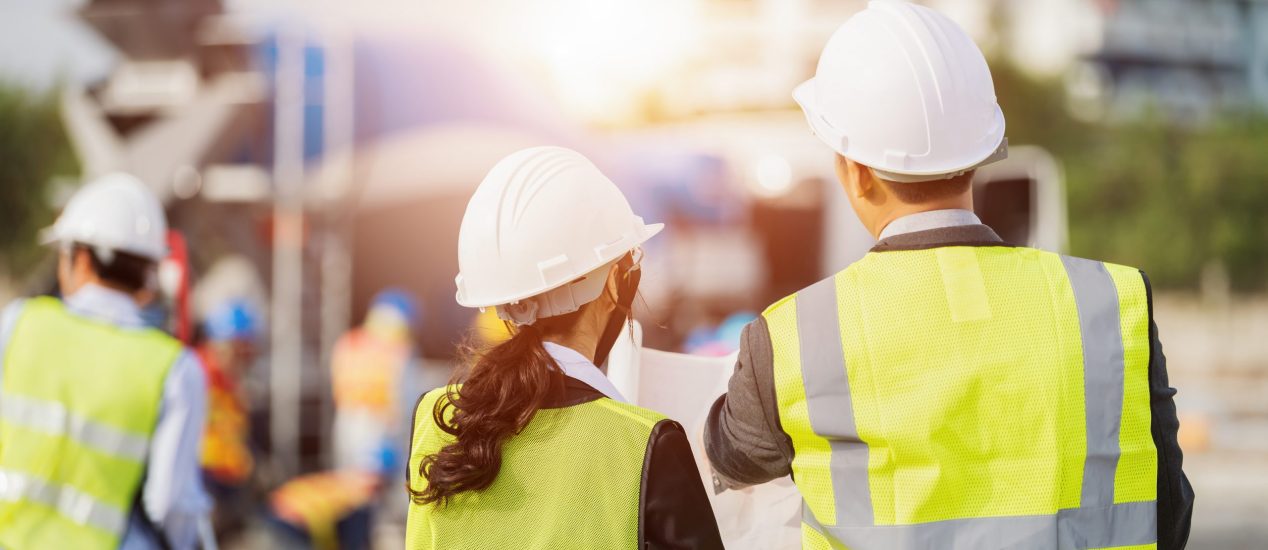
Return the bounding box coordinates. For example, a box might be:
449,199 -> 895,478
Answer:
0,173 -> 210,549
704,2 -> 1194,549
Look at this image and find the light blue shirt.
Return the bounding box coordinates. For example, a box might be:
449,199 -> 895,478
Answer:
0,284 -> 210,550
542,342 -> 627,402
877,209 -> 983,241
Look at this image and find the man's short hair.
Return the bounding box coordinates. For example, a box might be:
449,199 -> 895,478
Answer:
881,171 -> 974,204
76,244 -> 154,293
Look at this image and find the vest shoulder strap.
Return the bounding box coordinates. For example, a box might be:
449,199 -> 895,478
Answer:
19,295 -> 183,357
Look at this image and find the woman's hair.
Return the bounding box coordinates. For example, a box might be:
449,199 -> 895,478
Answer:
409,309 -> 584,506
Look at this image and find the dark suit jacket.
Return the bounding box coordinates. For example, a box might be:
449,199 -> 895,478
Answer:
703,223 -> 1194,549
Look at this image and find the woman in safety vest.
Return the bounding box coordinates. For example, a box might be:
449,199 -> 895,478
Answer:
404,146 -> 723,549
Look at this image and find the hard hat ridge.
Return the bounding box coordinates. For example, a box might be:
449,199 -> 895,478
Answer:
495,148 -> 593,254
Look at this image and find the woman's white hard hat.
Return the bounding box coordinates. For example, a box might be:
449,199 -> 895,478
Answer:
42,172 -> 168,262
455,146 -> 662,325
794,0 -> 1008,183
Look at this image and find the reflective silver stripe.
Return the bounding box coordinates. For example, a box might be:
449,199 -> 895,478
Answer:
805,500 -> 1156,550
0,469 -> 129,535
0,394 -> 149,462
795,275 -> 873,526
1061,256 -> 1125,507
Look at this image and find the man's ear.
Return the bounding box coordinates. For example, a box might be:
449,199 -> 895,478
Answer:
834,154 -> 875,199
72,247 -> 94,275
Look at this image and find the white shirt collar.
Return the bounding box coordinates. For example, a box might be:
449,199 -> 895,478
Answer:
877,209 -> 982,241
542,341 -> 628,403
64,283 -> 144,328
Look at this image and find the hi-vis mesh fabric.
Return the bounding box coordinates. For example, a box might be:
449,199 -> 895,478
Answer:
405,387 -> 665,549
765,246 -> 1158,550
0,297 -> 180,550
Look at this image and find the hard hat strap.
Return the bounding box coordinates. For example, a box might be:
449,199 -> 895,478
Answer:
593,253 -> 641,370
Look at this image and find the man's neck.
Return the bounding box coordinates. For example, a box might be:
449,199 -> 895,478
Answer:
872,199 -> 974,239
875,208 -> 980,241
66,277 -> 136,302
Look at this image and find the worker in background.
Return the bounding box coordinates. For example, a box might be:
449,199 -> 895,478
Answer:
265,291 -> 419,549
198,299 -> 260,537
330,289 -> 418,475
704,2 -> 1194,549
405,146 -> 722,549
0,173 -> 210,549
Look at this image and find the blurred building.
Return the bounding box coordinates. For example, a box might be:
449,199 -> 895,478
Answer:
1070,0 -> 1268,122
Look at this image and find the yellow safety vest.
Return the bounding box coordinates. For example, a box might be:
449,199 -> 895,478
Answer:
0,297 -> 181,550
405,386 -> 665,549
765,247 -> 1157,550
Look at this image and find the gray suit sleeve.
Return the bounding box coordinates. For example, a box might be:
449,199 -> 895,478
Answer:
703,317 -> 794,489
1142,273 -> 1193,550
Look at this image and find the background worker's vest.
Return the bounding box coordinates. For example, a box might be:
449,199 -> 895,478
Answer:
765,247 -> 1158,550
405,387 -> 665,549
0,297 -> 180,550
197,346 -> 253,486
331,329 -> 408,416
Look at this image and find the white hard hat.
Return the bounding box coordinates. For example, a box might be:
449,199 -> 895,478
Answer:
455,146 -> 662,324
794,0 -> 1008,183
43,172 -> 168,262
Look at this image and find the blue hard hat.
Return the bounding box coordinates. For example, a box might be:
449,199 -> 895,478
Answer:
370,288 -> 419,327
715,312 -> 757,348
205,299 -> 259,342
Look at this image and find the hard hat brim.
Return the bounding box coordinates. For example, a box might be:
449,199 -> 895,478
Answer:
455,221 -> 663,310
39,223 -> 168,261
794,77 -> 1008,181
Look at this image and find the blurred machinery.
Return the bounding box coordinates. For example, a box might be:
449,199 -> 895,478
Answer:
64,0 -> 269,201
971,146 -> 1067,252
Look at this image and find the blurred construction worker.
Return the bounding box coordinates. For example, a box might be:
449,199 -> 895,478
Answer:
405,146 -> 722,548
0,173 -> 210,549
704,2 -> 1194,549
197,300 -> 260,534
264,291 -> 418,550
330,289 -> 418,475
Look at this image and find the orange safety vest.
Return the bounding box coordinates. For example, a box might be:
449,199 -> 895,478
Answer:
330,329 -> 409,418
197,347 -> 253,485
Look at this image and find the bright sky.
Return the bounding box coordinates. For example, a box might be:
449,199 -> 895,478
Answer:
0,0 -> 1097,103
0,0 -> 116,91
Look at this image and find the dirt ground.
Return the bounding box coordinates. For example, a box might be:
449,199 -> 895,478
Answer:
1154,295 -> 1268,549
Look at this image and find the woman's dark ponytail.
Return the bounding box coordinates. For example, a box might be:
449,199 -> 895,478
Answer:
409,319 -> 569,505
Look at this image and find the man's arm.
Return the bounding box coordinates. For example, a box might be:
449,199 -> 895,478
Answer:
703,317 -> 793,489
1143,273 -> 1194,550
144,351 -> 211,549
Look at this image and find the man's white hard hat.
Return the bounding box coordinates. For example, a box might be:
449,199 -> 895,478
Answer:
794,0 -> 1008,183
43,172 -> 168,262
455,146 -> 662,325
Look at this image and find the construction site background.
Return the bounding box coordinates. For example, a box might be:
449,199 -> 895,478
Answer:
2,0 -> 1267,548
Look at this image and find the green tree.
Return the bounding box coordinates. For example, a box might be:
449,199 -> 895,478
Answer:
989,58 -> 1268,292
0,83 -> 77,276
